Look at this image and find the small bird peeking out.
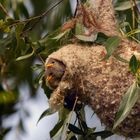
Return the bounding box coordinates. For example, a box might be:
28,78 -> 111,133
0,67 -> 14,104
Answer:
44,58 -> 66,89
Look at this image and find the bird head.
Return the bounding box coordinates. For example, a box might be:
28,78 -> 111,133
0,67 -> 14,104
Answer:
44,58 -> 66,89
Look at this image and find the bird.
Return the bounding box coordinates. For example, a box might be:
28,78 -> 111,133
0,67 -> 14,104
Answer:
44,58 -> 66,89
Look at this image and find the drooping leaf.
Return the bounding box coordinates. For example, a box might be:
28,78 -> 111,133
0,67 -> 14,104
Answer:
50,120 -> 64,138
16,50 -> 34,61
37,108 -> 56,124
68,124 -> 83,135
103,36 -> 121,60
113,82 -> 140,129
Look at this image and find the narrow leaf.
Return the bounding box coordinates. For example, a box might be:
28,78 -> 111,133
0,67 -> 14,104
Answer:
16,50 -> 34,61
37,108 -> 55,124
113,82 -> 140,129
75,34 -> 97,42
52,30 -> 69,40
103,36 -> 121,60
50,120 -> 64,138
68,124 -> 83,135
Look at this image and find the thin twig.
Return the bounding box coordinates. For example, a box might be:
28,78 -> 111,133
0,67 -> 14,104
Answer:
9,0 -> 64,27
0,3 -> 9,17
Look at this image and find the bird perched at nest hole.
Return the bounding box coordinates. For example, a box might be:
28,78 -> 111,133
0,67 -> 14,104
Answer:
44,58 -> 66,89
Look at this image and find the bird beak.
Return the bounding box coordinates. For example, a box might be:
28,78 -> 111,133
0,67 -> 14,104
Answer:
46,63 -> 54,68
47,75 -> 53,82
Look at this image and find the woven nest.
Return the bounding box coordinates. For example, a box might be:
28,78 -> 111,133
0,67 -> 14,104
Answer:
44,0 -> 140,138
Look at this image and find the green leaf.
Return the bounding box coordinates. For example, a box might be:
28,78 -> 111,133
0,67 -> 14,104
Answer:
81,121 -> 88,131
93,130 -> 113,139
114,54 -> 129,63
66,132 -> 76,140
113,82 -> 140,129
52,30 -> 70,41
50,120 -> 64,138
75,34 -> 97,42
129,55 -> 139,74
19,2 -> 29,18
16,50 -> 34,61
68,124 -> 83,135
58,107 -> 70,121
114,1 -> 140,11
103,36 -> 121,60
84,127 -> 96,140
37,108 -> 55,124
75,22 -> 84,35
95,32 -> 109,44
15,23 -> 25,47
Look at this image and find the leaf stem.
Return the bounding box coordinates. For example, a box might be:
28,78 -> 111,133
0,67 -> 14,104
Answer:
9,0 -> 64,27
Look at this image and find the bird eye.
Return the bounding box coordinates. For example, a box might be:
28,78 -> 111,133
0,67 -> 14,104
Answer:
52,61 -> 55,63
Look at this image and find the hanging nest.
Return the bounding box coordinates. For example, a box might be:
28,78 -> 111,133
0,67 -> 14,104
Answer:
44,0 -> 140,138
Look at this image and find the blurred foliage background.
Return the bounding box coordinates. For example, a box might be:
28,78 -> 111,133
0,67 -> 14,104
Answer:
0,0 -> 140,140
